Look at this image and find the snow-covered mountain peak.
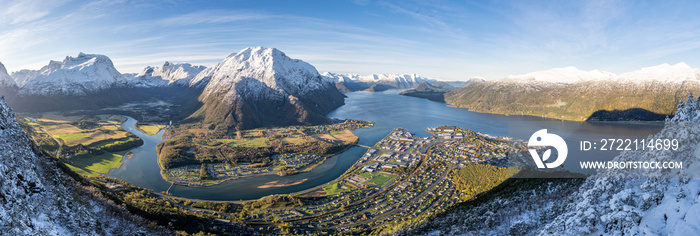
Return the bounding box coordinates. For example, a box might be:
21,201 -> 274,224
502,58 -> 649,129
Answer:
0,61 -> 17,88
668,62 -> 690,69
63,52 -> 113,69
11,69 -> 40,87
500,63 -> 700,85
503,66 -> 616,84
129,61 -> 206,87
195,47 -> 345,130
47,60 -> 62,70
321,72 -> 436,85
231,46 -> 288,62
17,53 -> 127,96
469,76 -> 486,82
639,62 -> 692,71
617,62 -> 699,83
202,46 -> 327,100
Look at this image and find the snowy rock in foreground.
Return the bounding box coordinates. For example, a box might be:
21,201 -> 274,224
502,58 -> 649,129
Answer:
540,93 -> 700,235
0,97 -> 168,235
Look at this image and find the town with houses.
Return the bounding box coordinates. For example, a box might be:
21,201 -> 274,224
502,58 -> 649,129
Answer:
236,126 -> 526,234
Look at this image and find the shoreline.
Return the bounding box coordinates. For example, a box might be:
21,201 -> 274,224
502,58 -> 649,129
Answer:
112,114 -> 372,202
156,143 -> 367,204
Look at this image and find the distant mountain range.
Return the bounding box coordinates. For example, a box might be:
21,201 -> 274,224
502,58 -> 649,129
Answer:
321,72 -> 437,92
2,49 -> 698,125
0,47 -> 345,131
3,53 -> 138,112
124,61 -> 206,88
400,78 -> 484,102
445,63 -> 700,121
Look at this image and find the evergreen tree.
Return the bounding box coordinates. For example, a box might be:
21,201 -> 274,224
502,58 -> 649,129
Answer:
199,163 -> 209,180
676,99 -> 686,119
688,92 -> 695,104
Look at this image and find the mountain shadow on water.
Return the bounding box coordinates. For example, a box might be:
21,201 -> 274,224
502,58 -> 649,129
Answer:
586,108 -> 668,121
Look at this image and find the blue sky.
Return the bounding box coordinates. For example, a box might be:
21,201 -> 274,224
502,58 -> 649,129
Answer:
1,0 -> 700,80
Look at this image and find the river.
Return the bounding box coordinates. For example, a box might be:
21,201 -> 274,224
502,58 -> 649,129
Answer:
106,90 -> 663,201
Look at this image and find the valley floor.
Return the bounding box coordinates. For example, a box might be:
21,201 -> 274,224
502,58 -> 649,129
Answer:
27,115 -> 584,235
20,113 -> 146,177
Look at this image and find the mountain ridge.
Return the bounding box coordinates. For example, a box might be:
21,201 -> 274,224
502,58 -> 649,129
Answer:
500,62 -> 699,84
446,63 -> 700,121
126,61 -> 206,88
321,72 -> 437,92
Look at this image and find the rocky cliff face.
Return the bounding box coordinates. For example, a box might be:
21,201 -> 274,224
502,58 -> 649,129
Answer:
192,47 -> 345,130
0,97 -> 168,235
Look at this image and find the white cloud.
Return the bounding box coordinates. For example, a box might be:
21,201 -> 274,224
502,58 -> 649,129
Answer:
0,0 -> 69,25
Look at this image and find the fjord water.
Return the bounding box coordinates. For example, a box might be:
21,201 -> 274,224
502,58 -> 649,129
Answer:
108,90 -> 662,201
106,117 -> 170,193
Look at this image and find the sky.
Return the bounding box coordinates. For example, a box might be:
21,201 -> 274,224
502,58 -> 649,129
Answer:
1,0 -> 700,81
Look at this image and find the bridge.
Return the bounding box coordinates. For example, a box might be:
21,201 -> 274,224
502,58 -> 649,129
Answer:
166,182 -> 175,194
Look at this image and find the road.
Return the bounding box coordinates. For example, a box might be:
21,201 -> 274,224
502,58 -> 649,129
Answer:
26,116 -> 62,157
42,127 -> 61,157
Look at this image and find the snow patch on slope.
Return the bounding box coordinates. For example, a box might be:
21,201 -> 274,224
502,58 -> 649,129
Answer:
189,65 -> 217,88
